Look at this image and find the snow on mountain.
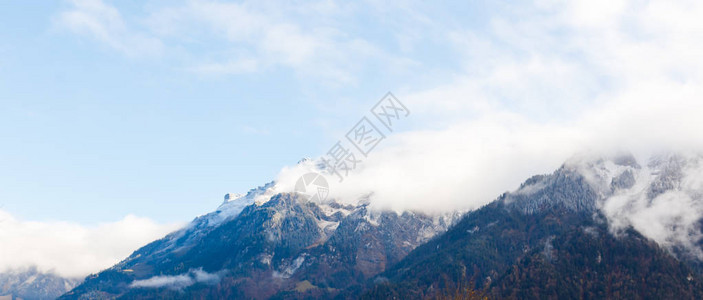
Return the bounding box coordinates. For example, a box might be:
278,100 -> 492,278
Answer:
509,152 -> 703,263
60,152 -> 703,298
600,153 -> 703,260
63,181 -> 463,299
370,152 -> 703,299
0,267 -> 81,300
207,182 -> 276,227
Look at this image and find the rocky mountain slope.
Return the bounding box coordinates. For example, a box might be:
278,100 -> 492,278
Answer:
60,153 -> 703,299
363,153 -> 703,299
60,183 -> 460,299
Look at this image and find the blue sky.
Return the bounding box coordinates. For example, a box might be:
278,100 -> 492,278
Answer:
0,0 -> 490,224
4,0 -> 703,277
3,0 -> 703,225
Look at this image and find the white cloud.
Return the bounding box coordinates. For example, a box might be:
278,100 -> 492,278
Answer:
130,273 -> 193,289
50,0 -> 703,270
602,154 -> 703,258
129,268 -> 222,289
272,0 -> 703,217
276,113 -> 581,213
56,0 -> 163,57
0,210 -> 182,278
55,0 -> 402,84
148,0 -> 384,83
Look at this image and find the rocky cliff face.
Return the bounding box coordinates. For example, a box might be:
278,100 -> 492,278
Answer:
61,153 -> 703,299
60,185 -> 460,299
364,153 -> 703,299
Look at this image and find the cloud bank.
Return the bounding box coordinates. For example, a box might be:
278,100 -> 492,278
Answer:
51,0 -> 703,276
272,0 -> 703,214
0,210 -> 182,278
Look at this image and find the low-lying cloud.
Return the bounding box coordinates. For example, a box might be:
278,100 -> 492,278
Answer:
602,154 -> 703,259
0,210 -> 182,278
130,268 -> 223,290
42,0 -> 703,280
272,0 -> 703,263
274,0 -> 703,215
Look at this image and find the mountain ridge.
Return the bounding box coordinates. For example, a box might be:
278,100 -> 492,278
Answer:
362,153 -> 703,299
60,153 -> 703,299
60,188 -> 460,299
0,267 -> 81,300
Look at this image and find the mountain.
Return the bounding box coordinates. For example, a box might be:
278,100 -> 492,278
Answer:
60,153 -> 703,299
363,153 -> 703,299
60,182 -> 461,299
0,267 -> 81,300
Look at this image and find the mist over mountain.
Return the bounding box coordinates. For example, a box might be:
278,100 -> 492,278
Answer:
365,153 -> 703,299
0,267 -> 81,300
4,1 -> 703,299
60,180 -> 461,299
55,152 -> 703,299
